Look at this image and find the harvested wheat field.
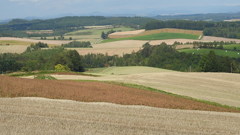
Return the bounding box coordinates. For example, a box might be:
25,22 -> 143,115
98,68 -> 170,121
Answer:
108,29 -> 145,38
0,45 -> 28,54
0,98 -> 239,135
0,75 -> 238,112
202,36 -> 240,43
52,67 -> 240,107
72,40 -> 147,56
0,37 -> 70,46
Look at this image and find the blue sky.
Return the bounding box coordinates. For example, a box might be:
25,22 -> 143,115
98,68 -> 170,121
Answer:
1,0 -> 240,20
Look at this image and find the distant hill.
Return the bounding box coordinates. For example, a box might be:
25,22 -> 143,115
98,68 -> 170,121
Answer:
154,12 -> 240,21
0,16 -> 156,31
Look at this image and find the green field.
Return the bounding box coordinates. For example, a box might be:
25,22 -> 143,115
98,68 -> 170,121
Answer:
223,44 -> 240,50
179,48 -> 240,58
103,33 -> 200,43
86,66 -> 174,75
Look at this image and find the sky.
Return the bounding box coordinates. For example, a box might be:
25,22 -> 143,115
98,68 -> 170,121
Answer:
1,0 -> 240,20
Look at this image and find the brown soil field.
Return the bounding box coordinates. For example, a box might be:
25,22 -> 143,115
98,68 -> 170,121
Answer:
0,37 -> 70,46
0,75 -> 238,112
202,36 -> 240,43
0,98 -> 239,135
0,45 -> 28,54
109,28 -> 203,39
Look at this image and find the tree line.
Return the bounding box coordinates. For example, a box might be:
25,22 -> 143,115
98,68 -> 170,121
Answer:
81,43 -> 240,73
1,42 -> 240,74
0,44 -> 84,73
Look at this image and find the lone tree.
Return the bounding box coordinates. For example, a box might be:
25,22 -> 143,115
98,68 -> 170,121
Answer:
101,32 -> 107,39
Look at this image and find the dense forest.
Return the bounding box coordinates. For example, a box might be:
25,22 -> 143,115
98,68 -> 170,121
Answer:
145,20 -> 240,39
1,42 -> 239,74
0,46 -> 84,73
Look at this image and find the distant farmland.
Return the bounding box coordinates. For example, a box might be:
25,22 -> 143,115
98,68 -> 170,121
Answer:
103,33 -> 200,43
104,28 -> 202,43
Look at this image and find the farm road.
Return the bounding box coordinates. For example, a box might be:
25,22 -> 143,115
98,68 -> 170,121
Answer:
0,97 -> 239,135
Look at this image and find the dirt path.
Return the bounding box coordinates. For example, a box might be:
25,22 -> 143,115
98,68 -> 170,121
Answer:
51,72 -> 240,107
0,98 -> 239,135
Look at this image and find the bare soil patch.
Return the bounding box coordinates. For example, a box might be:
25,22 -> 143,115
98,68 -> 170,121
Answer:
0,75 -> 238,112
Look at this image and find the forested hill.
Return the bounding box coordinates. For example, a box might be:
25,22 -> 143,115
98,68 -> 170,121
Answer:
154,12 -> 240,21
0,16 -> 156,31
